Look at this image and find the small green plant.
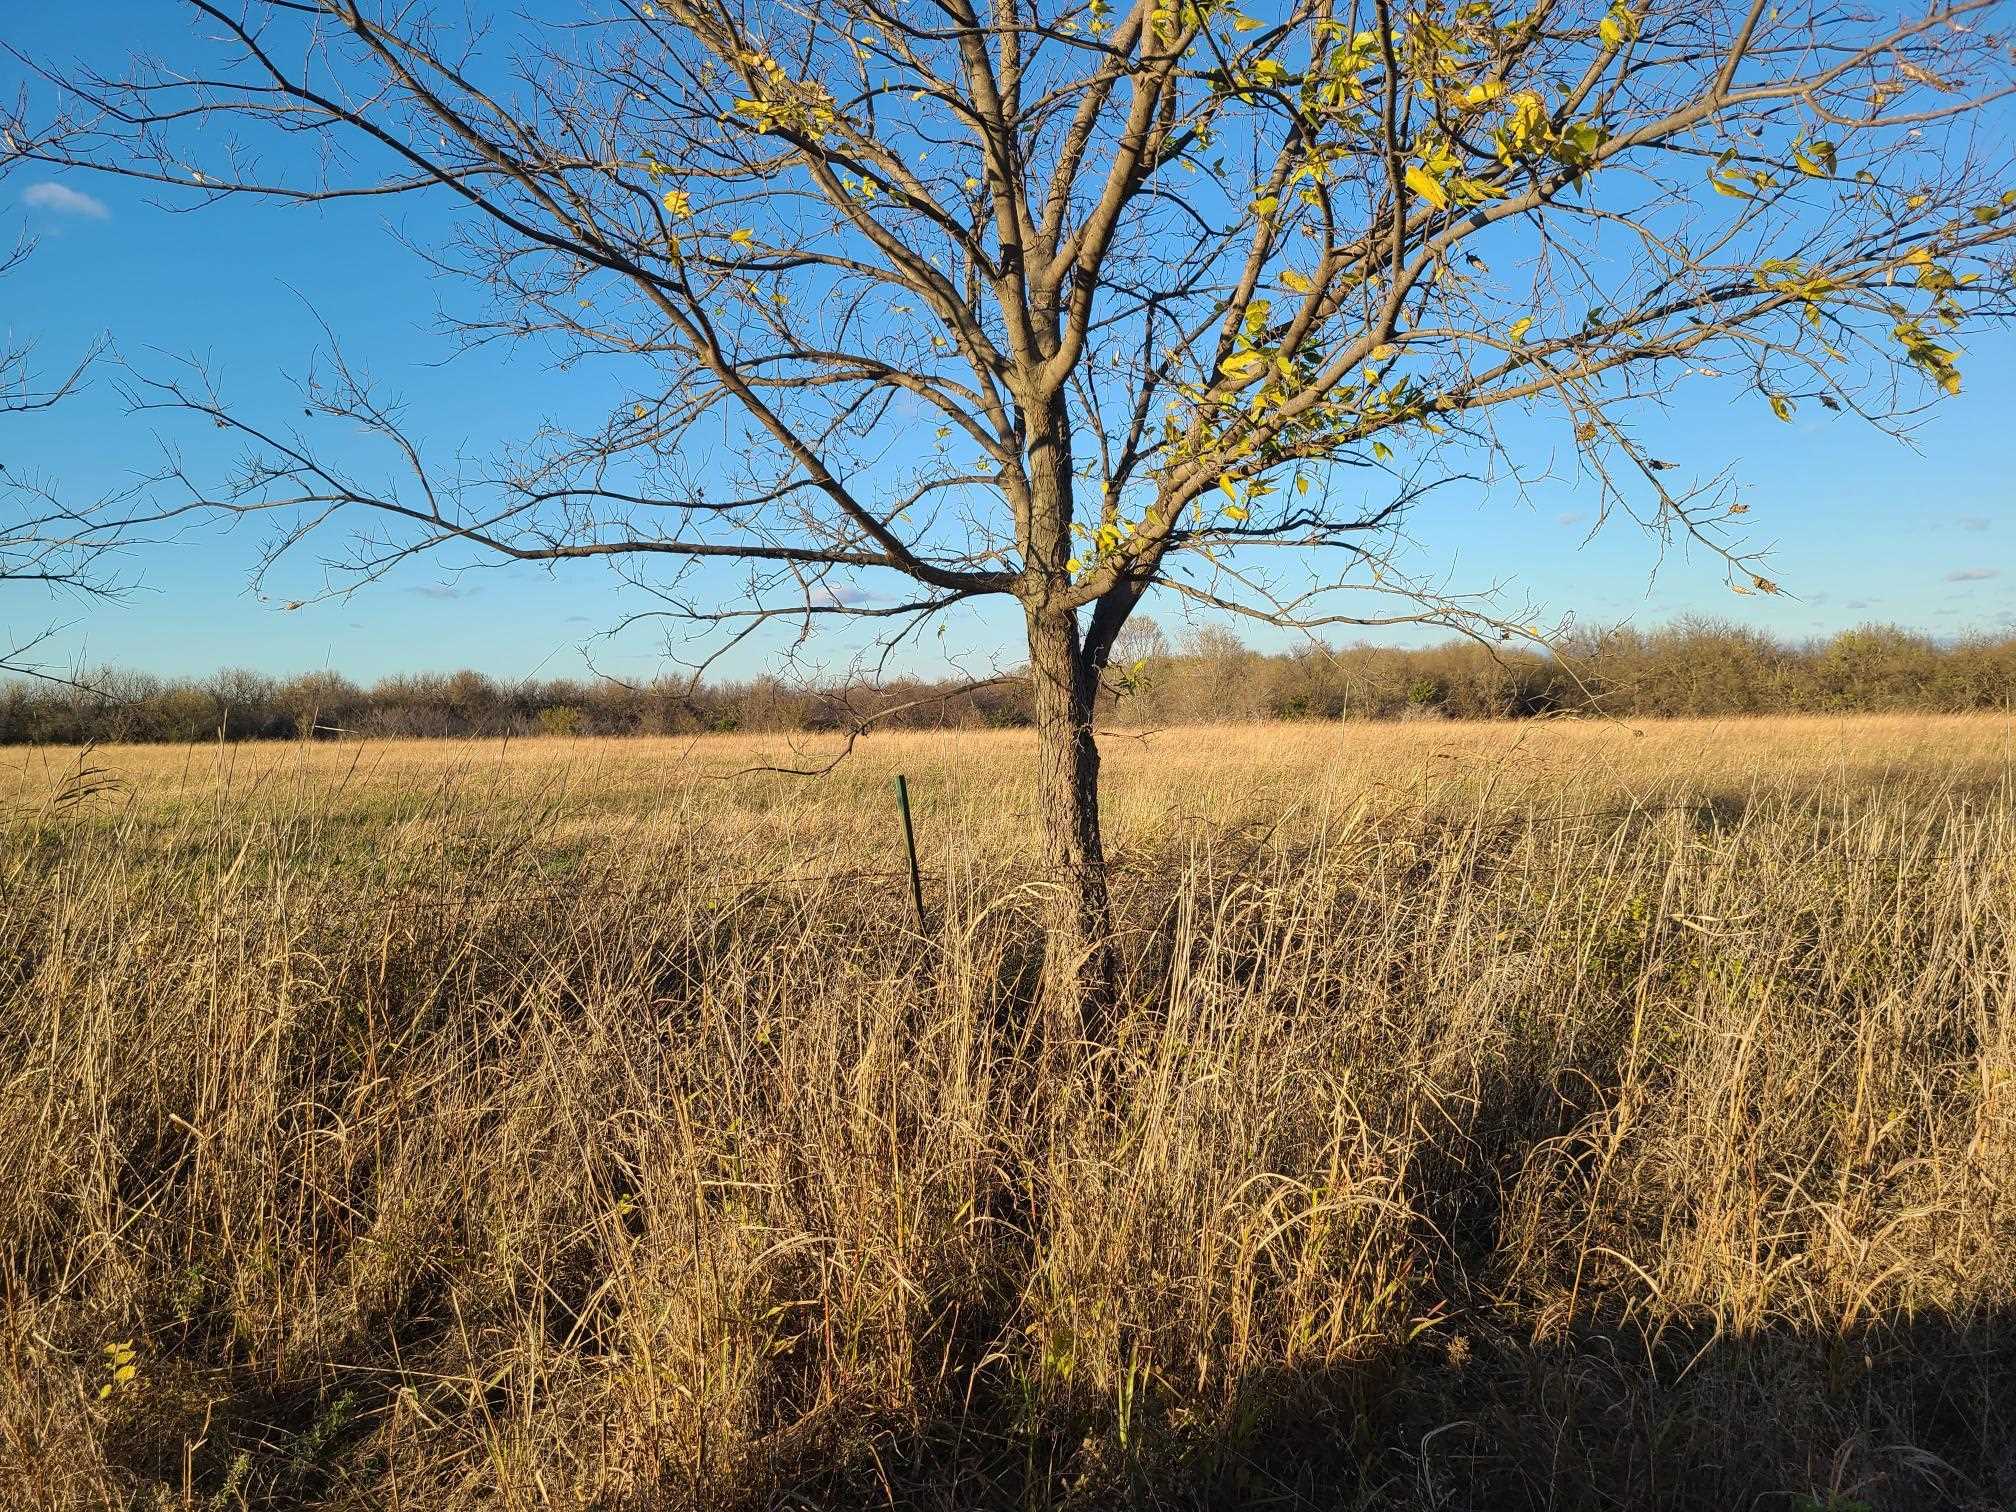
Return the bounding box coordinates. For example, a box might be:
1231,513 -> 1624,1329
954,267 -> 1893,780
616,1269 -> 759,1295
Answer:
288,1389 -> 360,1479
202,1452 -> 252,1512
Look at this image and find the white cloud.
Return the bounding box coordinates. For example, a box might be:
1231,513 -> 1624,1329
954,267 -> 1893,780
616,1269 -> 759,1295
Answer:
21,182 -> 111,220
1946,568 -> 1999,583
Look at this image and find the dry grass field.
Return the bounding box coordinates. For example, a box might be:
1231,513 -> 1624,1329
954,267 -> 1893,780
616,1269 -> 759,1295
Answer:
2,714 -> 2012,1510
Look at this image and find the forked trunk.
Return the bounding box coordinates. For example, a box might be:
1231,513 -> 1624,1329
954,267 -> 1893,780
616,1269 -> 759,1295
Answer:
1025,601 -> 1115,1031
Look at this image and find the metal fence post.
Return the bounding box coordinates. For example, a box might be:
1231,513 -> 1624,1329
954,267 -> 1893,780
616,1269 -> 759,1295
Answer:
894,773 -> 926,931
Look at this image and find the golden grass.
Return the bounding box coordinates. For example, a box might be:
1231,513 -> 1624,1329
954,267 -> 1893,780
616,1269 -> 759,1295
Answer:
2,714 -> 2013,1509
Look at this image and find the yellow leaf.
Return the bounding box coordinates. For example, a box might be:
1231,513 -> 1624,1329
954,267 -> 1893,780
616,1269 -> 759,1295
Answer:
1404,165 -> 1449,210
1280,268 -> 1314,294
1295,474 -> 1309,495
1507,316 -> 1533,343
1219,472 -> 1239,500
661,189 -> 691,216
1598,14 -> 1622,47
1371,440 -> 1392,461
633,404 -> 647,420
1370,342 -> 1400,360
1066,557 -> 1082,573
729,228 -> 754,246
1461,81 -> 1506,108
1768,393 -> 1794,421
1232,13 -> 1262,30
1224,504 -> 1249,521
1219,350 -> 1267,382
1251,195 -> 1280,217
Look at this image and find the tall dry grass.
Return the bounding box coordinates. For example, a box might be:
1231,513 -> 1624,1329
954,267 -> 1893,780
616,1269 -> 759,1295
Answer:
1,715 -> 2012,1509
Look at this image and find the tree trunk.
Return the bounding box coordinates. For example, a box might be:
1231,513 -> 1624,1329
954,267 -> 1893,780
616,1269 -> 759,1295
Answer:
1025,599 -> 1115,1032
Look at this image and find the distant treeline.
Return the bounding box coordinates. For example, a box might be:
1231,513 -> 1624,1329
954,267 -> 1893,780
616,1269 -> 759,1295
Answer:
4,619 -> 2012,745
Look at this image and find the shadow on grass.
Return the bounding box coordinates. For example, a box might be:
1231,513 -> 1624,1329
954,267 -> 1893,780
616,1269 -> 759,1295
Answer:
737,1307 -> 2016,1512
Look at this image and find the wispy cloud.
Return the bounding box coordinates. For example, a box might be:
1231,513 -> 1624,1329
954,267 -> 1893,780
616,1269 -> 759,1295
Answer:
410,583 -> 479,600
21,182 -> 110,220
1945,568 -> 2000,583
811,585 -> 881,608
1555,511 -> 1587,528
1957,515 -> 1992,532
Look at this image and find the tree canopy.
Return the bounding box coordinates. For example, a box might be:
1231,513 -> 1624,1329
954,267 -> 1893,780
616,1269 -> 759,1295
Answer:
9,0 -> 2016,998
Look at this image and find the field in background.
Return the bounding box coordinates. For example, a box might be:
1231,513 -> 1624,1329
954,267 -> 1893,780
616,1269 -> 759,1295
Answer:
6,711 -> 2012,859
3,715 -> 2013,1509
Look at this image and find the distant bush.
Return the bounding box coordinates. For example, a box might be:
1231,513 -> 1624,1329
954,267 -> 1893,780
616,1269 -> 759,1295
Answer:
3,616 -> 2010,744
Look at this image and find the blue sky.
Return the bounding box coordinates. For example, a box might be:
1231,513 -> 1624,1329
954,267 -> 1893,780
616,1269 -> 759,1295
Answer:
2,2 -> 2011,687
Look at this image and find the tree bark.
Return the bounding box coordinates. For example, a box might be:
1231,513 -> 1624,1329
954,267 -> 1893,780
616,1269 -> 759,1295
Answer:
1025,598 -> 1115,1031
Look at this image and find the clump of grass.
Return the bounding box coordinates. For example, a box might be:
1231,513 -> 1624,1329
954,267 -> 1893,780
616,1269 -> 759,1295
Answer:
1,716 -> 2012,1510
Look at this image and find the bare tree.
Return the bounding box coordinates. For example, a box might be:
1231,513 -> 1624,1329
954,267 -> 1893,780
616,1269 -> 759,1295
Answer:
9,0 -> 2016,1006
1,189 -> 112,682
